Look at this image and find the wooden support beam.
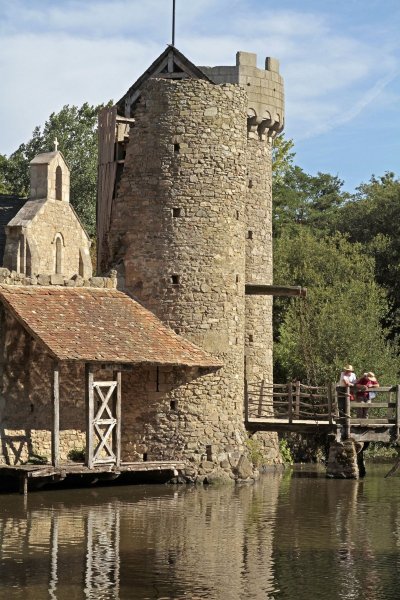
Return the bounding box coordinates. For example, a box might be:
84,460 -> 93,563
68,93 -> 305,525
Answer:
19,473 -> 28,495
85,364 -> 94,469
245,284 -> 307,297
114,370 -> 122,467
52,363 -> 60,467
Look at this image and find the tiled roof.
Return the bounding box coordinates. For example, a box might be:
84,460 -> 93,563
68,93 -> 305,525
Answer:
0,286 -> 222,368
0,195 -> 28,263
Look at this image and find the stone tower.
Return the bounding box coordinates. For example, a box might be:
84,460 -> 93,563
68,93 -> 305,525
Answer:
98,47 -> 285,472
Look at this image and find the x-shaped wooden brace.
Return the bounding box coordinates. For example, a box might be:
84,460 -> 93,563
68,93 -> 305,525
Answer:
92,382 -> 117,462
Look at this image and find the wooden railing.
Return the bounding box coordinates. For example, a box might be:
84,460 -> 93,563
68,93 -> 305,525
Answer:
245,381 -> 400,438
245,381 -> 334,424
336,385 -> 400,440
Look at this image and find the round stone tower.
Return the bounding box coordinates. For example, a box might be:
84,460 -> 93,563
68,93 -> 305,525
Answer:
108,78 -> 250,470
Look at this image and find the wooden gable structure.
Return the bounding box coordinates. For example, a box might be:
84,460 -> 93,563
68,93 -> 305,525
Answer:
97,46 -> 213,272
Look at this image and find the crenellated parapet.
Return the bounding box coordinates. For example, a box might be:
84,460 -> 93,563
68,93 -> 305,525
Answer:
200,51 -> 284,141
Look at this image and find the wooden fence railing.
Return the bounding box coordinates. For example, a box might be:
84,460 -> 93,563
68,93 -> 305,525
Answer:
245,381 -> 400,436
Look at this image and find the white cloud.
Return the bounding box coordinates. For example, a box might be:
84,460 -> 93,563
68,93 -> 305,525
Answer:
0,1 -> 399,154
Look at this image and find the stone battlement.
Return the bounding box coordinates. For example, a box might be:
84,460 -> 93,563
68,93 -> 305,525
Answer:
0,268 -> 117,288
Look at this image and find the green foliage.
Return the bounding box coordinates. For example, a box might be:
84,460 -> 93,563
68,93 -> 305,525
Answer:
335,172 -> 400,335
279,438 -> 294,465
245,437 -> 264,467
272,135 -> 295,183
2,102 -> 112,237
274,228 -> 398,385
25,453 -> 48,465
67,448 -> 86,462
273,166 -> 349,237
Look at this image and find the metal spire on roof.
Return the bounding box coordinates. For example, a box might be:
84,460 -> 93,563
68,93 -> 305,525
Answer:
172,0 -> 176,47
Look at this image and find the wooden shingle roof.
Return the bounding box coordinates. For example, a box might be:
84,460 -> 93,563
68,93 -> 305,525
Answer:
0,286 -> 222,368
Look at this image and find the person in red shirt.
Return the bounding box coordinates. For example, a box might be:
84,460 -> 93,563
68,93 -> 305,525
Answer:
356,372 -> 379,418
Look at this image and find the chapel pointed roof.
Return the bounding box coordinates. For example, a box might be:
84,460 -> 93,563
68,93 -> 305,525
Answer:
116,45 -> 213,116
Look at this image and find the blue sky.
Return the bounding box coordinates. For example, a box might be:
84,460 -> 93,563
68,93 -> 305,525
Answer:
1,0 -> 399,191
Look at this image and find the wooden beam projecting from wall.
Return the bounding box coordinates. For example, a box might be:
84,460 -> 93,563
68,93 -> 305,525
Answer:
245,284 -> 307,298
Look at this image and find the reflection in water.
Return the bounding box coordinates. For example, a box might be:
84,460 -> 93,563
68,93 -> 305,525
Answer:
1,466 -> 400,599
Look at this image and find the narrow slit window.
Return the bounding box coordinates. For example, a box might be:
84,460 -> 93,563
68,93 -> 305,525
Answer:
247,231 -> 253,240
143,453 -> 148,462
174,143 -> 180,153
173,208 -> 181,218
55,166 -> 62,200
170,400 -> 178,411
249,334 -> 254,343
171,274 -> 180,285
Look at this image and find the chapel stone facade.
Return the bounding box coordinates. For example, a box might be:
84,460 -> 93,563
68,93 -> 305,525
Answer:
3,151 -> 92,279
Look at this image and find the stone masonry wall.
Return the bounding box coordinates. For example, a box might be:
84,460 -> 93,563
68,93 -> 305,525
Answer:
4,200 -> 92,279
0,313 -> 86,465
108,78 -> 251,469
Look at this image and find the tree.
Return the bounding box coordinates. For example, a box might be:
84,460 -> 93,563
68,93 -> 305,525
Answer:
335,172 -> 400,334
2,102 -> 111,237
273,229 -> 398,385
273,166 -> 349,237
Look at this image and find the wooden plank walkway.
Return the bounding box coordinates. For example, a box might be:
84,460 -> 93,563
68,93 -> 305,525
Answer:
0,461 -> 185,495
245,381 -> 400,443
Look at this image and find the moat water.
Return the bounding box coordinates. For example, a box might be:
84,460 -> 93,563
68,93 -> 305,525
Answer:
1,464 -> 400,599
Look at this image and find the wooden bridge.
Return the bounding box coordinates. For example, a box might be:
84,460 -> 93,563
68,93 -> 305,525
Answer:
245,381 -> 400,443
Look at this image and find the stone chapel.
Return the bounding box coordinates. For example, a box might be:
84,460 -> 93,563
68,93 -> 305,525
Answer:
0,149 -> 92,280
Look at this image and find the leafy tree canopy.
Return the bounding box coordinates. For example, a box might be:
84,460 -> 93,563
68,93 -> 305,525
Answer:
274,228 -> 398,385
1,102 -> 111,237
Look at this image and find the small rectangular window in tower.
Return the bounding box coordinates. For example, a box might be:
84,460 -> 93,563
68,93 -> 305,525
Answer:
247,230 -> 253,240
236,210 -> 240,220
171,274 -> 180,285
174,143 -> 180,153
249,334 -> 254,343
236,274 -> 239,283
172,207 -> 181,218
170,400 -> 178,411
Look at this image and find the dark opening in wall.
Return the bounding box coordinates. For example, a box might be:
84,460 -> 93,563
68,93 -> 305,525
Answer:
236,274 -> 239,283
171,274 -> 180,285
174,143 -> 180,153
143,453 -> 148,462
170,400 -> 178,411
249,334 -> 254,343
173,207 -> 181,218
236,210 -> 240,220
248,179 -> 253,188
206,445 -> 213,461
247,231 -> 253,240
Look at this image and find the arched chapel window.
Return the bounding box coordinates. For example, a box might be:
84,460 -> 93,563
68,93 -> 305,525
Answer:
55,236 -> 62,274
55,166 -> 62,200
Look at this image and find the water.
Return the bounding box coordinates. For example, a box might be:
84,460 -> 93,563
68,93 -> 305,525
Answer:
1,464 -> 400,599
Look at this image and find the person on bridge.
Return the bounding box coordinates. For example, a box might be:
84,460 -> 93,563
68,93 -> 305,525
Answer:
339,365 -> 357,399
355,372 -> 379,418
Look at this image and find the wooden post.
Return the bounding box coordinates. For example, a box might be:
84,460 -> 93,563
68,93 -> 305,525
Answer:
114,370 -> 122,467
19,473 -> 28,496
345,388 -> 351,439
85,364 -> 94,469
395,385 -> 400,441
327,383 -> 333,426
295,381 -> 301,420
287,382 -> 293,423
52,363 -> 60,468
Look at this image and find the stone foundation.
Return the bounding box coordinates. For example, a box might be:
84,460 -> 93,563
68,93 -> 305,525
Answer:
326,439 -> 365,479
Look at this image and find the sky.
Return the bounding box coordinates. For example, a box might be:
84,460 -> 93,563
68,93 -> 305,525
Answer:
0,0 -> 399,192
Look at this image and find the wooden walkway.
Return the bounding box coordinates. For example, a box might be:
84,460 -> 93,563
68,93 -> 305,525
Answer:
245,381 -> 400,443
0,461 -> 184,495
